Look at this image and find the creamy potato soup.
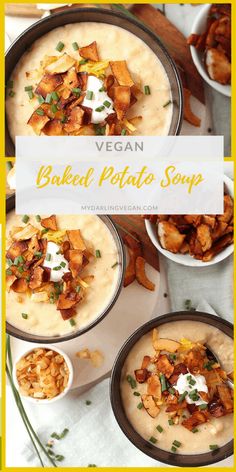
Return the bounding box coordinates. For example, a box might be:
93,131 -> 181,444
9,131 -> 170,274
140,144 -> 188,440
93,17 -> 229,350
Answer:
6,213 -> 120,336
121,320 -> 233,454
6,22 -> 172,140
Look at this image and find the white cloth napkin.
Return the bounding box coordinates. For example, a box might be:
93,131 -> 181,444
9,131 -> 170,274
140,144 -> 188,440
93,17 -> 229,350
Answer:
19,379 -> 160,468
164,255 -> 233,322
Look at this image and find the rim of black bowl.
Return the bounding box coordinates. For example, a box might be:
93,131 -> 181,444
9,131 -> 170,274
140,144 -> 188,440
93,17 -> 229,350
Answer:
6,193 -> 125,343
110,311 -> 233,467
5,7 -> 183,156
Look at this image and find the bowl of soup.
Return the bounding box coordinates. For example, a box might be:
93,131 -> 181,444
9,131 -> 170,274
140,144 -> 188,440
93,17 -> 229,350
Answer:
6,196 -> 125,343
110,311 -> 233,466
5,7 -> 183,156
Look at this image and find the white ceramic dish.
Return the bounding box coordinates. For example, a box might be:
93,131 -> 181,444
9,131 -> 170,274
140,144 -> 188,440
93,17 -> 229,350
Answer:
145,175 -> 234,267
190,3 -> 231,97
13,344 -> 74,404
10,263 -> 160,390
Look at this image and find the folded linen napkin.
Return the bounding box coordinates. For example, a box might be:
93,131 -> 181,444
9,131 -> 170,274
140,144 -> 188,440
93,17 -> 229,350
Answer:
164,254 -> 233,322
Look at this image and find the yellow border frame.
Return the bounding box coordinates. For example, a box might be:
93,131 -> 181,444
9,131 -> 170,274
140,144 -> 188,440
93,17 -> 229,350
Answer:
0,1 -> 235,470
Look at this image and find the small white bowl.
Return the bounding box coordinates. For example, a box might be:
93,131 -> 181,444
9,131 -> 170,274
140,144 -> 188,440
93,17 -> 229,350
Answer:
145,175 -> 234,267
189,4 -> 231,97
13,344 -> 74,404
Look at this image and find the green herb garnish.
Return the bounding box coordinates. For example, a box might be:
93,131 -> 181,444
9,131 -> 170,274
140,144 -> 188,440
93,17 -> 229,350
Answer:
21,313 -> 28,319
168,387 -> 175,395
28,90 -> 34,100
56,41 -> 64,52
72,41 -> 79,50
51,104 -> 58,114
45,253 -> 51,261
60,261 -> 66,268
36,108 -> 44,116
24,85 -> 33,92
111,262 -> 118,269
37,95 -> 44,104
72,87 -> 81,96
163,100 -> 172,108
209,444 -> 219,451
34,251 -> 43,259
22,214 -> 29,223
137,402 -> 143,409
95,105 -> 105,112
126,374 -> 136,389
156,425 -> 163,433
149,436 -> 157,444
8,90 -> 15,97
79,58 -> 88,65
192,428 -> 199,433
133,391 -> 140,396
144,85 -> 150,95
95,249 -> 101,258
199,403 -> 208,410
35,215 -> 41,222
173,440 -> 181,448
178,391 -> 188,403
168,419 -> 174,426
121,128 -> 127,136
160,374 -> 167,392
86,90 -> 93,100
171,446 -> 177,453
86,400 -> 92,405
103,100 -> 111,108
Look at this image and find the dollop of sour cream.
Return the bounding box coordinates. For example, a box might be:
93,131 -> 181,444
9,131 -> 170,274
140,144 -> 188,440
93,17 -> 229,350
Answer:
82,75 -> 114,124
175,373 -> 208,406
43,241 -> 69,283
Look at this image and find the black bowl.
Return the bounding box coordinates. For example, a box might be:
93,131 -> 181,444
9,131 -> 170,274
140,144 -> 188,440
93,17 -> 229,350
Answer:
6,193 -> 125,343
110,311 -> 233,467
5,7 -> 183,156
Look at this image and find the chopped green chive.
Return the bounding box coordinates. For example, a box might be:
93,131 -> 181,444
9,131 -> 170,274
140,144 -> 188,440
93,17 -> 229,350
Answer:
144,85 -> 151,95
173,440 -> 181,448
86,90 -> 93,100
72,41 -> 79,50
45,253 -> 51,261
137,402 -> 143,409
22,214 -> 29,223
6,268 -> 12,276
37,95 -> 45,104
49,292 -> 55,304
156,425 -> 163,433
69,318 -> 76,327
61,115 -> 67,124
18,266 -> 24,273
7,80 -> 14,89
60,261 -> 66,268
163,100 -> 172,108
160,374 -> 167,392
121,128 -> 127,136
199,403 -> 208,410
168,387 -> 175,395
203,360 -> 215,371
99,86 -> 105,92
192,428 -> 199,433
8,90 -> 15,97
95,249 -> 101,258
111,262 -> 118,269
171,446 -> 177,453
86,400 -> 92,405
79,58 -> 88,65
35,215 -> 41,222
209,444 -> 219,451
178,390 -> 188,403
14,255 -> 24,265
21,313 -> 28,319
168,419 -> 174,426
51,104 -> 58,113
149,436 -> 157,444
51,91 -> 59,101
27,91 -> 34,100
34,251 -> 42,259
184,299 -> 191,310
103,100 -> 111,108
45,93 -> 53,104
55,455 -> 64,462
53,266 -> 62,271
24,85 -> 33,92
36,108 -> 44,116
56,41 -> 64,52
60,428 -> 69,438
51,432 -> 60,440
126,375 -> 137,389
41,228 -> 49,235
189,378 -> 196,386
169,353 -> 177,361
72,87 -> 81,96
188,389 -> 199,402
133,391 -> 140,396
76,285 -> 81,293
94,124 -> 105,135
95,105 -> 105,112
